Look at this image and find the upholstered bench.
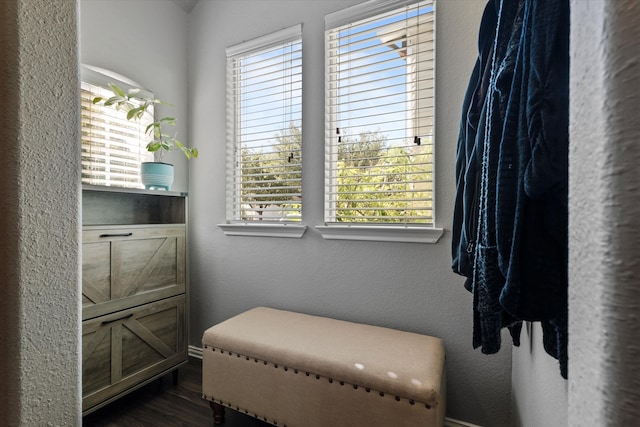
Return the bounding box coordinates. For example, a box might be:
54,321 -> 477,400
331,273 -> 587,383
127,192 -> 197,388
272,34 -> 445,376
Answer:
201,307 -> 446,427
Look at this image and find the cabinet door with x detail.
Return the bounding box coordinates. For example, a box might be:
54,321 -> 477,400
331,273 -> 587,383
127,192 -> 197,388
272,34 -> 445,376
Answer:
82,295 -> 186,412
82,225 -> 186,320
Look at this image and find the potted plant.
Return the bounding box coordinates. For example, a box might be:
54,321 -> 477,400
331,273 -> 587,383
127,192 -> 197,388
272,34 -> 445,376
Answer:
92,83 -> 198,190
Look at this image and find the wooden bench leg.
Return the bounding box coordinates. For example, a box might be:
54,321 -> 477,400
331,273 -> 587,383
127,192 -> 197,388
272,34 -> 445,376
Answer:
211,401 -> 225,425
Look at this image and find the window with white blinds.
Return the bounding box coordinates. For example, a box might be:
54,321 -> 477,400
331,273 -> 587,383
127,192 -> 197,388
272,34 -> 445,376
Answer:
81,66 -> 154,188
325,0 -> 435,226
226,25 -> 303,223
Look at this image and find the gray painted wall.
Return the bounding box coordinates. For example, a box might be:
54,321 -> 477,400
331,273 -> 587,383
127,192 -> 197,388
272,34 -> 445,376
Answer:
187,1 -> 512,425
0,0 -> 81,424
80,0 -> 191,192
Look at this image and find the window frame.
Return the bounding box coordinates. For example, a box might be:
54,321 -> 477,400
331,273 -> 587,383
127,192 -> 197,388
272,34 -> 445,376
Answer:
318,0 -> 443,243
219,24 -> 307,238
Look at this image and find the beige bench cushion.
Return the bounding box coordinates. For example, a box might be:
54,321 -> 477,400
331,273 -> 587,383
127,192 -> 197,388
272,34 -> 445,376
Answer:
202,307 -> 445,407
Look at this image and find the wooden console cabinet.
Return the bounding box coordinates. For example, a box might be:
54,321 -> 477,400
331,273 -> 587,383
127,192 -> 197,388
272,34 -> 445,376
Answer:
81,185 -> 188,415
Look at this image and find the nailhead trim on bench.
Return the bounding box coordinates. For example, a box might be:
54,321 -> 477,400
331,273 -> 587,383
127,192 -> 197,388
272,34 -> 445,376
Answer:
202,345 -> 434,411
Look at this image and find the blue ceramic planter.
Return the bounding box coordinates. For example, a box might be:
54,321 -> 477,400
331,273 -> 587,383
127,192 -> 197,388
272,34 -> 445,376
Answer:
140,162 -> 174,191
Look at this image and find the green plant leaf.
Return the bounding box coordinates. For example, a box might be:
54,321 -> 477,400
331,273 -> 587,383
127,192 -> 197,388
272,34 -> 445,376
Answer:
159,117 -> 176,125
96,80 -> 197,160
108,83 -> 125,97
126,108 -> 139,120
146,142 -> 161,152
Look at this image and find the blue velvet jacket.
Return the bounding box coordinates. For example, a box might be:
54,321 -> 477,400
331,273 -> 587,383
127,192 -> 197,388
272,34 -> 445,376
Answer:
452,0 -> 569,378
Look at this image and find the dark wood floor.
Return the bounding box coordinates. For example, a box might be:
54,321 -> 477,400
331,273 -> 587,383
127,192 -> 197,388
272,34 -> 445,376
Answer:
82,357 -> 270,427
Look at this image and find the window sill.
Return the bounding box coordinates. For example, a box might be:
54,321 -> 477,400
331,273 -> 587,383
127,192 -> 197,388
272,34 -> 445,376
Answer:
315,224 -> 444,243
218,223 -> 307,238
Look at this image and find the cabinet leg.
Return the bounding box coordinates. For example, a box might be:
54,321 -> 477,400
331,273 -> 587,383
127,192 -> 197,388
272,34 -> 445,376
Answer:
172,368 -> 179,386
211,402 -> 225,425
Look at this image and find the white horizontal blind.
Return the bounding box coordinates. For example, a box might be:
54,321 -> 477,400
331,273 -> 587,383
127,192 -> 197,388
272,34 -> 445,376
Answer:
325,0 -> 435,225
227,25 -> 303,222
81,81 -> 154,188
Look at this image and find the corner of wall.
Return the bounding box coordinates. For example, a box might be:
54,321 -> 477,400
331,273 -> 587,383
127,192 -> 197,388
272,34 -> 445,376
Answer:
1,0 -> 81,424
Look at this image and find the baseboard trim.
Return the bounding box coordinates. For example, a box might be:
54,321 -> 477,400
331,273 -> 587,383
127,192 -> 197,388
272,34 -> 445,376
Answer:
188,345 -> 479,427
444,418 -> 481,427
188,344 -> 203,359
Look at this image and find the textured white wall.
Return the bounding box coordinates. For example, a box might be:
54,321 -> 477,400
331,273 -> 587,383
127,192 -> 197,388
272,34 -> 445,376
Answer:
187,1 -> 513,425
569,1 -> 640,425
80,0 -> 191,192
0,0 -> 81,424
